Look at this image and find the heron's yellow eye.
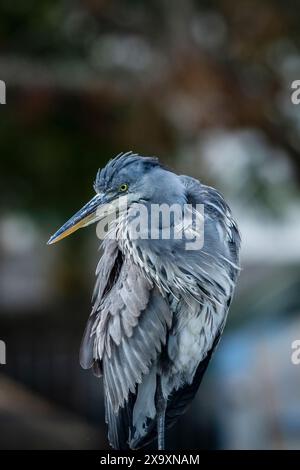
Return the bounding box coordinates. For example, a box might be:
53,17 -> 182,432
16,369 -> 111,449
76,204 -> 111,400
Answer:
119,183 -> 128,192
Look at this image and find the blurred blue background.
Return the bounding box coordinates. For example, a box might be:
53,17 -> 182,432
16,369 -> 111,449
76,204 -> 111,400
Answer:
0,0 -> 300,450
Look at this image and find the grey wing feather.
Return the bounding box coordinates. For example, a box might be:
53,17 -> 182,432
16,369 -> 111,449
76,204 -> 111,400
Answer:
94,260 -> 152,360
102,285 -> 172,412
101,270 -> 172,449
80,243 -> 173,448
82,246 -> 172,408
79,239 -> 120,371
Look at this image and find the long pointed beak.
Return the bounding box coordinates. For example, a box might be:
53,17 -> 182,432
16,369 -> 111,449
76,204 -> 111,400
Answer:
47,193 -> 106,245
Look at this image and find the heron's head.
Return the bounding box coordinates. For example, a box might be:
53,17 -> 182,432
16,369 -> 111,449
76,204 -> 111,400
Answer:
48,152 -> 185,244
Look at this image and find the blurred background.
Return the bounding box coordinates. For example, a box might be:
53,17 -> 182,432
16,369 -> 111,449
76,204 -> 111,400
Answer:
0,0 -> 300,450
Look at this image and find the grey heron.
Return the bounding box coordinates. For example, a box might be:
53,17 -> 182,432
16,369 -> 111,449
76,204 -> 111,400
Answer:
48,152 -> 241,450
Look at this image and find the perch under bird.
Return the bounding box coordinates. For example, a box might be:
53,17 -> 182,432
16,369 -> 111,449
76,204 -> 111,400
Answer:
48,152 -> 241,450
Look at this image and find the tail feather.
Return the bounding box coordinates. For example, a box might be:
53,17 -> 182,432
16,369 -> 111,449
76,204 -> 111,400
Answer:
105,390 -> 134,450
104,334 -> 220,449
104,365 -> 157,450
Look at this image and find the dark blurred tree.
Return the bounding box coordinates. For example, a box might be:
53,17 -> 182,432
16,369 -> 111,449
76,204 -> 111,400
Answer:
0,0 -> 299,220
